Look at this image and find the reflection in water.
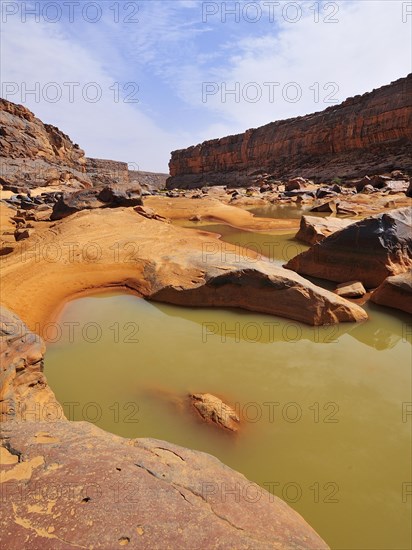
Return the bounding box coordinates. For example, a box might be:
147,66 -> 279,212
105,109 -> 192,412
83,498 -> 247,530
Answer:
173,220 -> 309,265
45,293 -> 411,550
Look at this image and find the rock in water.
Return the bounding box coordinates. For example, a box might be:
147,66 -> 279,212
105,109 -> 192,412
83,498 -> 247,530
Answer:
370,272 -> 412,314
336,281 -> 366,298
0,306 -> 329,549
295,215 -> 354,245
285,207 -> 412,288
190,393 -> 240,432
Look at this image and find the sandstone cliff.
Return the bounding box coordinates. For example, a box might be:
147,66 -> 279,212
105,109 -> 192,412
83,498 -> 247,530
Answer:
167,75 -> 412,188
0,99 -> 91,191
0,99 -> 166,192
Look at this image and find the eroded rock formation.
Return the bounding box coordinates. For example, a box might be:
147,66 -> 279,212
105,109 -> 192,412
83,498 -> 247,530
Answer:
0,99 -> 90,191
370,272 -> 412,314
285,207 -> 412,288
0,307 -> 329,549
167,75 -> 412,188
0,207 -> 367,328
190,393 -> 240,432
295,215 -> 354,245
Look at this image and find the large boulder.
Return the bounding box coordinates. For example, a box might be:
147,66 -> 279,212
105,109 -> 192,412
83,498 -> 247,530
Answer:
370,272 -> 412,314
0,306 -> 329,549
295,215 -> 354,245
285,207 -> 412,288
51,185 -> 142,220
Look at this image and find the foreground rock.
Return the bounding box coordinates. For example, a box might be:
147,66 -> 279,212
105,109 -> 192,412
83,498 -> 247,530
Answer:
285,207 -> 412,288
190,393 -> 240,432
0,306 -> 63,422
0,208 -> 367,328
370,272 -> 412,314
0,307 -> 329,549
295,215 -> 354,245
0,420 -> 329,549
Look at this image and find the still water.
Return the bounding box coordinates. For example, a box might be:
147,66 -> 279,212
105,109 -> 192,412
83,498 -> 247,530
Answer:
172,220 -> 309,265
45,291 -> 411,549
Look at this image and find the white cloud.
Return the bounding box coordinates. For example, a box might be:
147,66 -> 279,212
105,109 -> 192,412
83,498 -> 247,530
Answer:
175,0 -> 412,135
0,16 -> 179,172
1,0 -> 410,168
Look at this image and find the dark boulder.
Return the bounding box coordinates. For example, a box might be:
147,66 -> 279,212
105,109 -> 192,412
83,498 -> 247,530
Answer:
370,272 -> 412,314
285,207 -> 412,288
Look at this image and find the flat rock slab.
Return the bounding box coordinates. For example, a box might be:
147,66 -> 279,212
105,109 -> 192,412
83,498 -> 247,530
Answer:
1,208 -> 367,328
286,207 -> 412,288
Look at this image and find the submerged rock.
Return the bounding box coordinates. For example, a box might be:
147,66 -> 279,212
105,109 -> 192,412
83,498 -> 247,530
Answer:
190,393 -> 240,432
285,207 -> 412,288
0,306 -> 329,549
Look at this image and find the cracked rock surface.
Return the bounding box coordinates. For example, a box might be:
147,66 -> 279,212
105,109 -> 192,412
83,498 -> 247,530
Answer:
0,305 -> 331,549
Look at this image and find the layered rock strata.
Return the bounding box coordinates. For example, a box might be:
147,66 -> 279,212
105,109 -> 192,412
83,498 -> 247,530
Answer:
0,99 -> 90,191
285,207 -> 412,288
167,75 -> 412,188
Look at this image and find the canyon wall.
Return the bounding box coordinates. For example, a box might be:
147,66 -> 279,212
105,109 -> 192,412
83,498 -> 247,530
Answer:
167,75 -> 412,189
0,99 -> 167,192
129,169 -> 168,191
0,98 -> 91,191
86,157 -> 130,186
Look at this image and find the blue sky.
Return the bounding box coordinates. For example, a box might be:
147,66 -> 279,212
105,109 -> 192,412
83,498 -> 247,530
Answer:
1,0 -> 411,172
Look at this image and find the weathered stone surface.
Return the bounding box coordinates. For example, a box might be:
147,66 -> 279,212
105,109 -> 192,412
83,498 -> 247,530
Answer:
167,75 -> 412,188
129,170 -> 168,192
134,205 -> 169,222
51,185 -> 142,220
0,420 -> 329,550
285,207 -> 412,288
310,201 -> 336,213
0,306 -> 62,423
86,157 -> 130,186
0,307 -> 329,549
370,272 -> 412,314
295,215 -> 354,245
0,99 -> 91,190
97,184 -> 142,207
14,228 -> 34,241
1,208 -> 367,328
190,393 -> 240,432
285,177 -> 309,191
335,281 -> 366,298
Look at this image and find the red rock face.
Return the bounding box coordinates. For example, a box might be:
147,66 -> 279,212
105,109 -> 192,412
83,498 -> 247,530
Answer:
168,75 -> 412,188
0,98 -> 90,190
